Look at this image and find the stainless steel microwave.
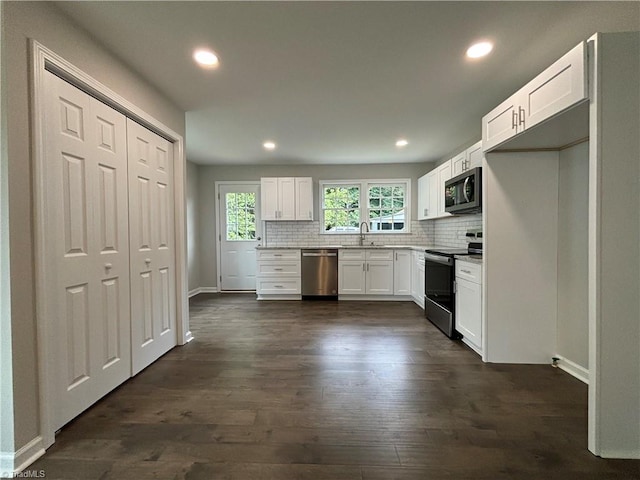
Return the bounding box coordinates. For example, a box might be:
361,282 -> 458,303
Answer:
444,167 -> 482,214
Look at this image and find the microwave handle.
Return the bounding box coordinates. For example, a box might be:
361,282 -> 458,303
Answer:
463,176 -> 471,203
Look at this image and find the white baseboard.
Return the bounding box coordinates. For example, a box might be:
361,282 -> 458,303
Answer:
554,354 -> 589,384
0,436 -> 45,476
188,287 -> 218,298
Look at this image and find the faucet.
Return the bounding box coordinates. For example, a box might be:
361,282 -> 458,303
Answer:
359,221 -> 369,246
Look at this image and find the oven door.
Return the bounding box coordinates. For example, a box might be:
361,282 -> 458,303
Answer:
424,253 -> 456,338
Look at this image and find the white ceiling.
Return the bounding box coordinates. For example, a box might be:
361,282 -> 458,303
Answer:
54,1 -> 639,165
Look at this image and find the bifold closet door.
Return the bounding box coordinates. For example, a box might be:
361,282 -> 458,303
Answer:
127,119 -> 177,375
44,71 -> 132,430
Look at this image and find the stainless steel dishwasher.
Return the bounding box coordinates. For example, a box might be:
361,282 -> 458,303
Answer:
301,249 -> 338,298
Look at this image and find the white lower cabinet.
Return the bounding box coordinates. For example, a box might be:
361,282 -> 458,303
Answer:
256,249 -> 301,299
455,260 -> 483,354
411,250 -> 425,308
339,249 -> 394,296
393,250 -> 412,295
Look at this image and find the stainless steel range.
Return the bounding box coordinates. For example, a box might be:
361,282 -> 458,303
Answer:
424,243 -> 482,338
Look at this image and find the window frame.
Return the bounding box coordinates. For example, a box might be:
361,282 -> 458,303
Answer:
319,179 -> 412,235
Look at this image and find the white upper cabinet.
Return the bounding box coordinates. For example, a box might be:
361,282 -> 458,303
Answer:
451,151 -> 467,177
417,160 -> 453,221
483,41 -> 587,152
466,141 -> 483,170
295,177 -> 314,221
417,173 -> 430,220
261,177 -> 314,221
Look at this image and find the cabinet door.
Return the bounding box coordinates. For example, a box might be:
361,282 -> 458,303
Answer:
261,178 -> 279,220
278,177 -> 296,220
418,261 -> 425,308
466,141 -> 483,169
455,277 -> 482,349
411,251 -> 419,299
521,42 -> 587,131
295,177 -> 313,220
437,161 -> 453,217
339,261 -> 366,294
482,92 -> 523,152
417,173 -> 430,220
427,170 -> 439,220
394,250 -> 412,295
366,261 -> 394,295
451,152 -> 467,176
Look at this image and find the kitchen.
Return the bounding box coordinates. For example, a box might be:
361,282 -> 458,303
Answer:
1,1 -> 639,477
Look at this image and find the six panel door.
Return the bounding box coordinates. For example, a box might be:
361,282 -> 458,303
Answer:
127,119 -> 177,375
44,72 -> 132,430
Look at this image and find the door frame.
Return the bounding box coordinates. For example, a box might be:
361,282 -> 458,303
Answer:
215,181 -> 261,292
30,41 -> 191,450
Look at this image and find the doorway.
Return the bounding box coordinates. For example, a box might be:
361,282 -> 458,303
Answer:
216,182 -> 261,291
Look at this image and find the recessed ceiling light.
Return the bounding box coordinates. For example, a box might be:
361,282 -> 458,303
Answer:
193,49 -> 219,69
263,141 -> 276,151
396,138 -> 409,148
466,41 -> 493,59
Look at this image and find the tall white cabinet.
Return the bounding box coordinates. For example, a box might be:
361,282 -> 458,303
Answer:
42,71 -> 177,431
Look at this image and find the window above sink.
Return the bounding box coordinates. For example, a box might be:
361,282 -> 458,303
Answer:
320,179 -> 412,235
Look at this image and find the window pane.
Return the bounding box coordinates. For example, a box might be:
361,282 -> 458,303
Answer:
226,192 -> 256,241
369,197 -> 380,208
381,186 -> 392,196
393,197 -> 404,208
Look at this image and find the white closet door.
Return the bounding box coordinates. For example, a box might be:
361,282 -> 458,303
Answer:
44,71 -> 131,430
127,119 -> 176,375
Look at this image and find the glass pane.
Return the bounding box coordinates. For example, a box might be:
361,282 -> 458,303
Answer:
226,192 -> 256,241
323,186 -> 359,209
369,197 -> 380,208
382,198 -> 392,208
393,197 -> 404,208
393,186 -> 404,197
381,186 -> 392,197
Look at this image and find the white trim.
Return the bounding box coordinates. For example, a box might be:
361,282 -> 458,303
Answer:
188,286 -> 221,297
30,41 -> 189,452
461,337 -> 483,356
0,436 -> 45,475
200,287 -> 219,294
554,355 -> 589,385
214,181 -> 261,293
338,295 -> 413,301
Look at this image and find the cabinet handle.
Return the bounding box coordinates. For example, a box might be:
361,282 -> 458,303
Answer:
424,208 -> 428,216
367,263 -> 370,272
274,268 -> 283,271
519,106 -> 526,127
395,252 -> 398,261
274,254 -> 282,257
362,263 -> 365,272
274,285 -> 283,288
461,269 -> 472,274
308,211 -> 312,219
511,110 -> 518,130
145,258 -> 151,265
104,263 -> 113,270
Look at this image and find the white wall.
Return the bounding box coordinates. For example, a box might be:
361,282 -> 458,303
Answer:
186,161 -> 200,292
557,142 -> 589,371
3,1 -> 185,458
484,151 -> 559,363
588,32 -> 640,458
196,162 -> 430,289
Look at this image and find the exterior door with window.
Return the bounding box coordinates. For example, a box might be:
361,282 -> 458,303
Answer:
219,183 -> 261,290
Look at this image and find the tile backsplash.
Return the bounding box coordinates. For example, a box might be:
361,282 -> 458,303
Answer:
263,220 -> 434,247
432,214 -> 483,248
263,214 -> 482,248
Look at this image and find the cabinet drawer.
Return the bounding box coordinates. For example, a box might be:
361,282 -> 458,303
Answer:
256,278 -> 301,294
455,261 -> 482,283
339,249 -> 365,261
257,249 -> 300,261
366,249 -> 394,261
257,261 -> 300,276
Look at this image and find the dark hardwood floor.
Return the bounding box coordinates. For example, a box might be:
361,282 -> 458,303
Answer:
28,294 -> 639,479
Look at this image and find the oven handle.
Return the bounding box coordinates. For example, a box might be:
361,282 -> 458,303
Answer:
463,176 -> 471,203
424,253 -> 454,266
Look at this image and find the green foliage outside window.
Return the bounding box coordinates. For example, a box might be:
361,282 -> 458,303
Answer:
226,192 -> 256,240
323,186 -> 360,231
